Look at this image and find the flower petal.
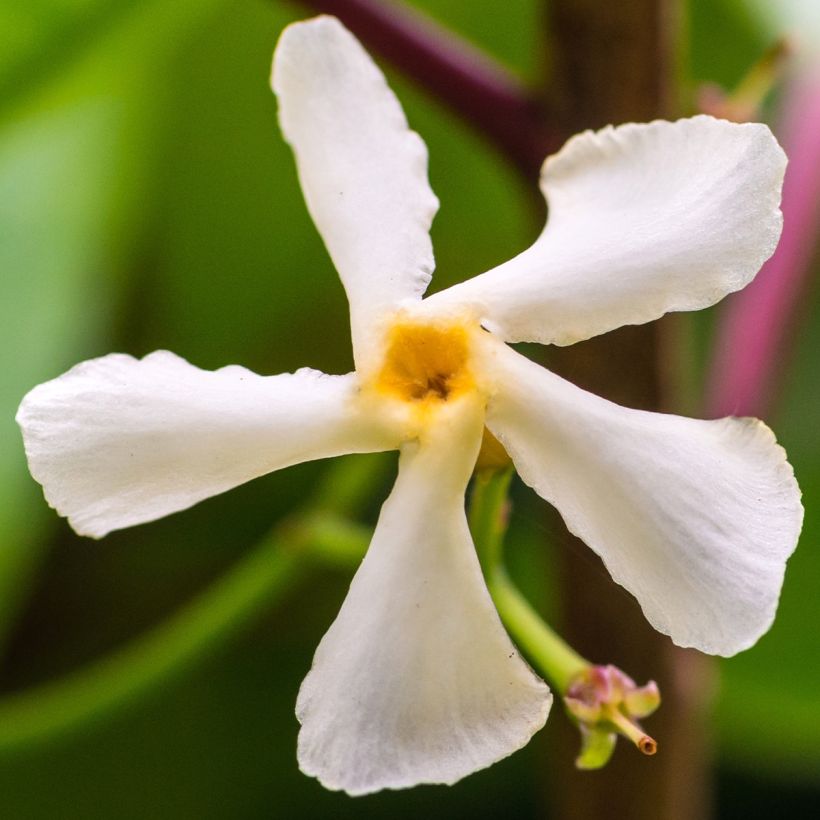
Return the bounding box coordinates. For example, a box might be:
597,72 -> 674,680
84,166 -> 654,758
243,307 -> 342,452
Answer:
430,116 -> 786,345
272,17 -> 439,368
480,341 -> 803,656
296,397 -> 551,795
16,351 -> 396,538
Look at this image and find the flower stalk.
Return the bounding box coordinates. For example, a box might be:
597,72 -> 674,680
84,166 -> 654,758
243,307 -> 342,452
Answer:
469,467 -> 588,693
468,467 -> 662,768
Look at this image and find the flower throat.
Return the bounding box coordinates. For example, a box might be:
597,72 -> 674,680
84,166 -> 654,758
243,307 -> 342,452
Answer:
376,321 -> 474,404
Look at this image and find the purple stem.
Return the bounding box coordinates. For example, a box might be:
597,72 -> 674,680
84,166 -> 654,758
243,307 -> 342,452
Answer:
706,69 -> 820,419
292,0 -> 561,177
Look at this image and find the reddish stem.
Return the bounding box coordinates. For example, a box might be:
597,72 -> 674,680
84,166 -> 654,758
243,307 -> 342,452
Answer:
292,0 -> 561,177
706,69 -> 820,419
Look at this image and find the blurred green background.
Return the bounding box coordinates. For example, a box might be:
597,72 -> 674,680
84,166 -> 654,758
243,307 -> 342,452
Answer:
1,0 -> 818,817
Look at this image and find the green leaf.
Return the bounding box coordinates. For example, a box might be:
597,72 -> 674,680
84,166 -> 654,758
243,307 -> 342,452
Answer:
0,99 -> 134,645
0,0 -> 225,648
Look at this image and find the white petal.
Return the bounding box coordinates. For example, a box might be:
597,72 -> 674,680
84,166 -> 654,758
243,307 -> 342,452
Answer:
479,341 -> 803,656
430,116 -> 786,345
296,397 -> 551,795
272,17 -> 439,368
17,351 -> 396,538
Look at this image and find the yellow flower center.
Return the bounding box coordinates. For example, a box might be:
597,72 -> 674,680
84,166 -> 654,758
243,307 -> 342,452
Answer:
375,320 -> 475,405
369,317 -> 512,468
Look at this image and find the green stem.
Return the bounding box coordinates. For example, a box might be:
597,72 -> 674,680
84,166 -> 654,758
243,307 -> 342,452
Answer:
0,526 -> 301,750
469,468 -> 514,571
488,568 -> 587,693
469,468 -> 588,694
0,455 -> 380,752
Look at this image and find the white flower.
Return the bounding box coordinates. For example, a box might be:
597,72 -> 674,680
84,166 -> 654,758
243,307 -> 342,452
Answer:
16,15 -> 802,797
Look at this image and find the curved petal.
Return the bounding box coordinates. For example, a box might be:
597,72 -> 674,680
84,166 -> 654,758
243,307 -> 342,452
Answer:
16,351 -> 396,538
431,116 -> 786,345
296,397 -> 551,795
272,17 -> 439,369
479,341 -> 802,656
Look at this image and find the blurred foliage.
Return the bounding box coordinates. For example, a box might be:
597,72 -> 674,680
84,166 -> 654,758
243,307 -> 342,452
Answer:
0,0 -> 818,817
694,0 -> 820,791
688,0 -> 768,87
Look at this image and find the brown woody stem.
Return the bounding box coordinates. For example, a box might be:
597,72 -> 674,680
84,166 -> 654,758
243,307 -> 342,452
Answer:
542,3 -> 713,820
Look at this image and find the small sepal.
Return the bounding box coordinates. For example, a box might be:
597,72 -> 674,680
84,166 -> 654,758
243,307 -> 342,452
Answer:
575,726 -> 617,770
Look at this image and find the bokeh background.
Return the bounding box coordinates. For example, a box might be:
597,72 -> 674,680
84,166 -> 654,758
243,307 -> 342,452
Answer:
1,0 -> 818,817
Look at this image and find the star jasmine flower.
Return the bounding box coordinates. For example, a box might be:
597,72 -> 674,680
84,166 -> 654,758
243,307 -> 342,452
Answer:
16,15 -> 802,797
